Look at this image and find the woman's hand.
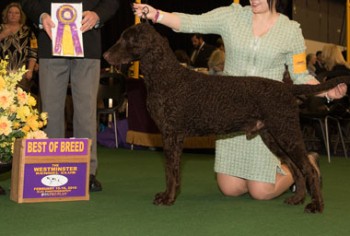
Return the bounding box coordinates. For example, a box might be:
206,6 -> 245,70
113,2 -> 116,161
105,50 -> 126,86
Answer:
0,27 -> 13,40
132,3 -> 157,21
24,70 -> 33,80
326,83 -> 347,100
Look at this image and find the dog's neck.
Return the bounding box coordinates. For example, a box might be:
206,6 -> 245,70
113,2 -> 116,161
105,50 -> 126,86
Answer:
139,37 -> 188,88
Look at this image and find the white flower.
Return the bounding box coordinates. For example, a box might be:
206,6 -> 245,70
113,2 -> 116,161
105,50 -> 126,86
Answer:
0,59 -> 48,163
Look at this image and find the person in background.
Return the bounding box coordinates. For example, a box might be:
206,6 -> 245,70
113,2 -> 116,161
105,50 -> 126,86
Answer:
321,44 -> 350,140
208,37 -> 225,75
315,50 -> 326,75
21,0 -> 119,192
189,33 -> 216,69
306,53 -> 317,77
0,2 -> 37,92
322,44 -> 350,80
174,49 -> 191,67
133,0 -> 347,200
322,44 -> 350,100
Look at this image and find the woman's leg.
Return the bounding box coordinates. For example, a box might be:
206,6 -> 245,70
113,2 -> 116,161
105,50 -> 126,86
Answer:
216,173 -> 248,196
247,164 -> 294,200
216,164 -> 294,200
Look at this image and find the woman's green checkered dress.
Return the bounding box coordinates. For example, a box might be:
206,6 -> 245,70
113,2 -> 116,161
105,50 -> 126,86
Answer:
175,3 -> 314,183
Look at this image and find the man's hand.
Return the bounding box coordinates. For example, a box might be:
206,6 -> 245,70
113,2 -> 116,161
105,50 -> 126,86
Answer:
41,13 -> 55,39
81,11 -> 100,33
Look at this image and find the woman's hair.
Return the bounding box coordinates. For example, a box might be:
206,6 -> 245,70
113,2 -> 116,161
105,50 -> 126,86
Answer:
2,2 -> 26,25
268,0 -> 288,13
216,37 -> 224,49
322,44 -> 350,71
208,49 -> 225,72
174,49 -> 191,65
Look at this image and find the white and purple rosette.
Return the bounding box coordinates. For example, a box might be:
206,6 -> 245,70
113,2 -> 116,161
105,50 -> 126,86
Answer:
54,4 -> 83,56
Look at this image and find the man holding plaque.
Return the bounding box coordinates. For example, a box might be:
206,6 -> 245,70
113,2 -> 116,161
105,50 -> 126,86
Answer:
20,0 -> 119,192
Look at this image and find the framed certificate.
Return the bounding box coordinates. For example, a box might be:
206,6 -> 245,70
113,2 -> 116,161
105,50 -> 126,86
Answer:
51,3 -> 84,57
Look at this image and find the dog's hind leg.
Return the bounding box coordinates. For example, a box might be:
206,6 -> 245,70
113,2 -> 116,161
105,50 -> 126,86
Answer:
261,124 -> 324,213
153,131 -> 185,206
259,129 -> 306,206
245,120 -> 265,140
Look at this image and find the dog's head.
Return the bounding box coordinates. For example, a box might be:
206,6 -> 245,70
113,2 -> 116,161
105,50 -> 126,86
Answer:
104,23 -> 158,66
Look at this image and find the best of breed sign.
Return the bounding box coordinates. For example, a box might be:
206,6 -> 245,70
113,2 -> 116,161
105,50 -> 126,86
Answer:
10,138 -> 91,203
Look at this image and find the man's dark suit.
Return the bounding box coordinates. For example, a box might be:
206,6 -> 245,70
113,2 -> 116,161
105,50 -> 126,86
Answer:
21,0 -> 118,59
191,43 -> 216,69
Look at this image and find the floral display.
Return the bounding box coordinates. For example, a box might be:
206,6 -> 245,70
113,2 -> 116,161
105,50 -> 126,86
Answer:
0,59 -> 48,163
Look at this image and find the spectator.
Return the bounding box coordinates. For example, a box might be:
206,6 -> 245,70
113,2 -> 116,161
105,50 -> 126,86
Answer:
208,37 -> 225,75
189,33 -> 215,69
314,50 -> 326,75
174,49 -> 191,67
306,53 -> 316,77
0,2 -> 38,92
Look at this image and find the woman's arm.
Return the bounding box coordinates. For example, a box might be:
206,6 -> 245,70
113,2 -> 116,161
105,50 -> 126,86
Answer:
285,22 -> 347,100
25,58 -> 36,80
133,3 -> 181,31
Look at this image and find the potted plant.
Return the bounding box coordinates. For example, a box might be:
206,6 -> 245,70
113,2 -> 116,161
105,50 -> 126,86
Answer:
0,59 -> 48,173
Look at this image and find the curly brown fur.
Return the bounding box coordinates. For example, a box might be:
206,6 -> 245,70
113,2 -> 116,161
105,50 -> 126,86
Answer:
104,23 -> 350,213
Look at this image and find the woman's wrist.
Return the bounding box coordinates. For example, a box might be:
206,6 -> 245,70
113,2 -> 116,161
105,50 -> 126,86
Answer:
152,9 -> 164,23
325,92 -> 333,103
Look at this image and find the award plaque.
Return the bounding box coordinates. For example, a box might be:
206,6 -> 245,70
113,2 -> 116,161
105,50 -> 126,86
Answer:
10,138 -> 91,203
51,3 -> 84,57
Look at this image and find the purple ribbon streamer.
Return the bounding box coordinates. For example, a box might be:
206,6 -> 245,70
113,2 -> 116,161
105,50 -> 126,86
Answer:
54,5 -> 83,56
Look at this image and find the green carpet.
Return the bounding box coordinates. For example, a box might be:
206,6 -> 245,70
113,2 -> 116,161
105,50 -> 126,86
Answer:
1,147 -> 349,236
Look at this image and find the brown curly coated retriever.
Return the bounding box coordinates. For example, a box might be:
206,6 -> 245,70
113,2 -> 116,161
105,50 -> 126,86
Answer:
104,23 -> 350,213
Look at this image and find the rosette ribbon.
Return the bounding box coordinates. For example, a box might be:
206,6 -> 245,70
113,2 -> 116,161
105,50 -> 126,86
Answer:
54,5 -> 83,56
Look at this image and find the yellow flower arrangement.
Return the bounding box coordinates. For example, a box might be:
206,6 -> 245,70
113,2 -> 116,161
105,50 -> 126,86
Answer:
0,59 -> 48,163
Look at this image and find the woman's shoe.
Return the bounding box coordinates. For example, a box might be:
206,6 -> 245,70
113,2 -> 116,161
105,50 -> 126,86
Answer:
289,184 -> 296,193
290,152 -> 322,193
307,152 -> 321,176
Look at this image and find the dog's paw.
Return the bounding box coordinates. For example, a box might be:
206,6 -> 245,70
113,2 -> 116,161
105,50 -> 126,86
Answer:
304,202 -> 324,213
153,192 -> 175,206
284,195 -> 305,205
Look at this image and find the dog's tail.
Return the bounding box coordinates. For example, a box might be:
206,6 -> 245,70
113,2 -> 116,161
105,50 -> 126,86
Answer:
289,76 -> 350,96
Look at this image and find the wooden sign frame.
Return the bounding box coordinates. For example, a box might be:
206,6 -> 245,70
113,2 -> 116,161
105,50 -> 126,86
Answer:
10,138 -> 91,203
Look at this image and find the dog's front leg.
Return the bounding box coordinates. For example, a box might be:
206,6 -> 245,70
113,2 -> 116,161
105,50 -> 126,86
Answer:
153,132 -> 185,206
303,164 -> 324,213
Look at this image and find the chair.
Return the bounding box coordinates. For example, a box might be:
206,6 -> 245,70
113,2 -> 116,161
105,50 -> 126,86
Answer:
334,116 -> 350,155
97,72 -> 126,148
326,97 -> 350,161
325,115 -> 348,162
299,96 -> 348,163
299,96 -> 329,152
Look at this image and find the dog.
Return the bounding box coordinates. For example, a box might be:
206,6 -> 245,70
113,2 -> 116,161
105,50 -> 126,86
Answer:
104,23 -> 349,213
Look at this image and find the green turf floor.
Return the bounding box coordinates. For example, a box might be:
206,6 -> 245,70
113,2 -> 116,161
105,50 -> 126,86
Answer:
1,146 -> 350,236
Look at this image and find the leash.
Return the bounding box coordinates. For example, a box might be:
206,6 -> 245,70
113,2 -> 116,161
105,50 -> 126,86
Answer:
130,0 -> 150,24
